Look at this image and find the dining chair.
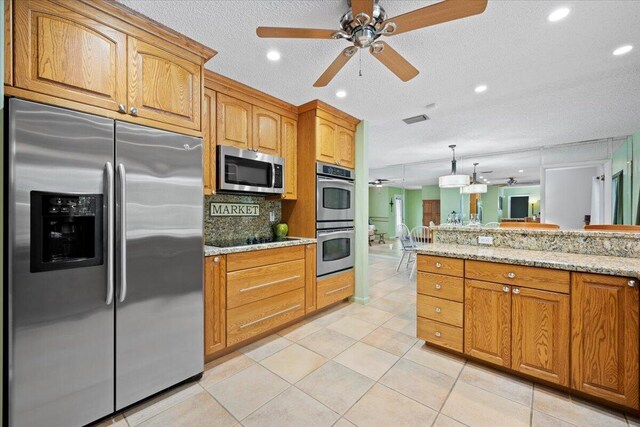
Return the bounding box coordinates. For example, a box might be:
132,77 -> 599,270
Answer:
409,226 -> 431,278
396,223 -> 417,273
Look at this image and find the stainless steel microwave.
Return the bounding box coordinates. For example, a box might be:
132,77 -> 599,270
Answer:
217,145 -> 284,194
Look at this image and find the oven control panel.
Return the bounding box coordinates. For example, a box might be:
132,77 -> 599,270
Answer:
316,162 -> 354,180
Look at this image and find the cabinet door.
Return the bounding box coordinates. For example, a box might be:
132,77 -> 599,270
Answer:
252,107 -> 281,155
571,273 -> 639,409
217,93 -> 252,150
281,117 -> 298,200
305,244 -> 317,313
316,117 -> 337,164
128,37 -> 201,130
464,279 -> 511,367
336,126 -> 355,168
203,88 -> 216,195
512,287 -> 569,386
205,256 -> 226,357
14,0 -> 127,112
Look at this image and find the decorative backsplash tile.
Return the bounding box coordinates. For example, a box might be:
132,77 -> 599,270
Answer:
204,194 -> 281,246
431,226 -> 640,258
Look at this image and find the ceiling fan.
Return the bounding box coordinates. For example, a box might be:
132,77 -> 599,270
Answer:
369,178 -> 392,186
256,0 -> 488,87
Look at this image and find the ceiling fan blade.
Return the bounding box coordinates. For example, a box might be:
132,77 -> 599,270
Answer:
351,0 -> 375,20
314,47 -> 357,87
384,0 -> 488,36
369,42 -> 419,82
256,27 -> 337,39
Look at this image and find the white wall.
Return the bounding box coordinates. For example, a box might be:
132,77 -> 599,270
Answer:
544,166 -> 600,229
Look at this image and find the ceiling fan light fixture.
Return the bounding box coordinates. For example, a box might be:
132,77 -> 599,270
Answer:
439,145 -> 471,188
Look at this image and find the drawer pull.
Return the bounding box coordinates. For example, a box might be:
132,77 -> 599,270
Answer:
326,285 -> 351,296
435,307 -> 441,313
434,284 -> 442,290
239,275 -> 301,293
507,272 -> 516,279
629,280 -> 637,288
434,331 -> 441,337
512,288 -> 520,295
503,286 -> 510,293
435,262 -> 443,268
240,304 -> 301,329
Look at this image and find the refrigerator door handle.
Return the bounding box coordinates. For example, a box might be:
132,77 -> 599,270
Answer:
117,163 -> 127,303
105,162 -> 115,305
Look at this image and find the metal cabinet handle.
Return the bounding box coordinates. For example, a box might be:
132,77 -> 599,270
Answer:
434,284 -> 442,290
507,272 -> 516,279
435,262 -> 443,268
336,160 -> 341,165
214,256 -> 220,263
105,162 -> 114,305
512,288 -> 520,295
117,104 -> 127,114
434,331 -> 441,337
502,286 -> 510,293
130,107 -> 138,116
117,163 -> 127,303
629,280 -> 637,288
240,275 -> 300,293
435,307 -> 441,313
240,304 -> 301,329
326,285 -> 351,295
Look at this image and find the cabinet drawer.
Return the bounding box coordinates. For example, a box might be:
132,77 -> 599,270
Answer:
227,288 -> 305,346
417,255 -> 464,277
417,272 -> 464,302
417,295 -> 463,327
227,259 -> 305,309
227,246 -> 305,272
417,318 -> 463,353
317,270 -> 355,309
466,260 -> 570,293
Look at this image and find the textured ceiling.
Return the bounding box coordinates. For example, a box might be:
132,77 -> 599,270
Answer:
120,0 -> 640,186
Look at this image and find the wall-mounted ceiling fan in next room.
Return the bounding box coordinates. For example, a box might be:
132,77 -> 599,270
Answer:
256,0 -> 488,87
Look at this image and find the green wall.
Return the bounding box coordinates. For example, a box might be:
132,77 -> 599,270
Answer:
404,189 -> 423,230
481,185 -> 501,223
368,187 -> 424,236
422,185 -> 440,200
500,186 -> 540,218
440,188 -> 462,221
612,138 -> 634,224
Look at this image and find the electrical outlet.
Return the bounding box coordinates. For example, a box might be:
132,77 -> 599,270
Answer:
478,236 -> 493,245
269,211 -> 275,222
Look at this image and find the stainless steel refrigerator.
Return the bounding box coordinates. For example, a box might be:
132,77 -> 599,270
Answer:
7,99 -> 204,427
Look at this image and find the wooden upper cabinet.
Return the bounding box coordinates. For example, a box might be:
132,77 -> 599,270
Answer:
464,279 -> 511,367
316,117 -> 337,164
128,37 -> 201,130
512,287 -> 569,386
336,127 -> 355,168
571,273 -> 639,409
252,107 -> 281,155
204,255 -> 226,357
203,88 -> 216,195
14,0 -> 127,112
217,93 -> 252,150
281,117 -> 298,200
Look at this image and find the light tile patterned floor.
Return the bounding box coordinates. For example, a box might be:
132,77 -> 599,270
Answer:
93,249 -> 634,427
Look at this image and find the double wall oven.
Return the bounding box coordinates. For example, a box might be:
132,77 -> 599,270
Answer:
316,162 -> 355,277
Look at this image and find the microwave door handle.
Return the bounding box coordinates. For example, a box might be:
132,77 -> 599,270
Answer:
272,163 -> 276,189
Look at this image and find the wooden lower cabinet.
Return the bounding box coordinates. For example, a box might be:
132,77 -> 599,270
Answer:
204,255 -> 226,357
464,279 -> 511,367
571,273 -> 639,409
417,317 -> 463,353
305,244 -> 317,313
317,270 -> 355,309
227,288 -> 305,346
511,287 -> 569,386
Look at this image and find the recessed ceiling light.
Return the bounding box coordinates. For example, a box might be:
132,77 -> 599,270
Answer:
483,178 -> 488,182
548,7 -> 570,22
336,90 -> 347,98
486,181 -> 491,184
479,176 -> 484,179
266,50 -> 281,61
613,45 -> 633,56
518,169 -> 524,173
474,85 -> 487,93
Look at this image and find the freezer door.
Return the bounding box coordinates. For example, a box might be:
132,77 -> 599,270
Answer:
8,99 -> 115,427
115,122 -> 204,409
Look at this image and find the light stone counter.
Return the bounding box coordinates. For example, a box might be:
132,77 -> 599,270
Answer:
204,237 -> 316,256
416,243 -> 640,279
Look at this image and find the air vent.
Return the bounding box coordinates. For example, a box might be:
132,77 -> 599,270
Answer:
402,114 -> 430,125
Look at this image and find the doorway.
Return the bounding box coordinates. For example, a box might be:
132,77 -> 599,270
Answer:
394,195 -> 404,234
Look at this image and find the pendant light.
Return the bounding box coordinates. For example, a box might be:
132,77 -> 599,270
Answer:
461,163 -> 488,194
439,145 -> 470,188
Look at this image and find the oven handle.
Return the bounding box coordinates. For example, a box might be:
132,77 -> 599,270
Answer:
318,230 -> 355,237
318,177 -> 354,186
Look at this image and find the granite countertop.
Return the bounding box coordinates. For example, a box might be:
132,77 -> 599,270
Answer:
204,237 -> 316,256
430,225 -> 640,239
416,243 -> 640,278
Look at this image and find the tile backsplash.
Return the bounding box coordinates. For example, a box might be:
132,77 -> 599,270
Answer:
204,194 -> 281,246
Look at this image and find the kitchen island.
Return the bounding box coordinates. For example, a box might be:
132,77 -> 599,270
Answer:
415,227 -> 640,412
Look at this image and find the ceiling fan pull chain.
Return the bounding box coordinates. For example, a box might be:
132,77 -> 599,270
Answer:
359,49 -> 363,77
